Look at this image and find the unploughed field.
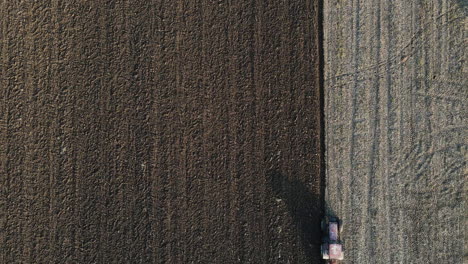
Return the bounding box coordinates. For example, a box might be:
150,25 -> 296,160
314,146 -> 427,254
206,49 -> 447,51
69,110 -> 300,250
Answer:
324,1 -> 466,263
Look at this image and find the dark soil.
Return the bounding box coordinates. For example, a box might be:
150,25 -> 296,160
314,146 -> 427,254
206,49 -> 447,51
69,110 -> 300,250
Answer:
1,1 -> 322,263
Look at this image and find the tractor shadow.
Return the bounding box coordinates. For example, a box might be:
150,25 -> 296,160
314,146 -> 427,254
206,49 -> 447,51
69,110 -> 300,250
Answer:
267,171 -> 323,263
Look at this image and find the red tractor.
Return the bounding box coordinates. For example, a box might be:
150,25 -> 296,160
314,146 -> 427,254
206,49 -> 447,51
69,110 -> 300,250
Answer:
321,216 -> 344,263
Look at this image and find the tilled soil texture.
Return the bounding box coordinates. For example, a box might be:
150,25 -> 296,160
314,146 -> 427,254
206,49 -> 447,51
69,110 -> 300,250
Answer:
1,1 -> 322,264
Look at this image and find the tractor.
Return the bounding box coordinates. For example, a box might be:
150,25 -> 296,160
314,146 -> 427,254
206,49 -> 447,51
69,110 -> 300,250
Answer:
321,216 -> 344,263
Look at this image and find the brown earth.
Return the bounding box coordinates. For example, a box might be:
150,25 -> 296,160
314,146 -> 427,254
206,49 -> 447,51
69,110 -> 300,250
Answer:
0,1 -> 322,263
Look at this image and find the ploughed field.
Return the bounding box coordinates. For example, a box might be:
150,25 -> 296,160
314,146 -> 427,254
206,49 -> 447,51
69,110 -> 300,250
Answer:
1,1 -> 322,263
